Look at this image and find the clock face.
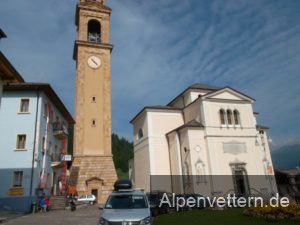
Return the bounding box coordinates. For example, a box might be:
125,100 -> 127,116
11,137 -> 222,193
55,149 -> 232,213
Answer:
195,145 -> 201,152
87,56 -> 101,69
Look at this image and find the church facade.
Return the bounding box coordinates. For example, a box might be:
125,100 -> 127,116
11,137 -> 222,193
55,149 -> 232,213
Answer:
70,0 -> 117,204
130,83 -> 277,198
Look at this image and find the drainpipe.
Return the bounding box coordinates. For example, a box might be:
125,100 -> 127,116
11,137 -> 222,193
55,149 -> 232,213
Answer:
30,90 -> 40,196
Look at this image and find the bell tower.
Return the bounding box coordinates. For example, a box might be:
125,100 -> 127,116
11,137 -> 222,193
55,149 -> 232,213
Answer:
70,0 -> 117,203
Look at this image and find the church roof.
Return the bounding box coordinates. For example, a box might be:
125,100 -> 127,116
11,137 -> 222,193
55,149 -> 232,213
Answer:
201,86 -> 255,102
166,119 -> 204,136
167,83 -> 220,106
130,105 -> 181,124
256,124 -> 270,130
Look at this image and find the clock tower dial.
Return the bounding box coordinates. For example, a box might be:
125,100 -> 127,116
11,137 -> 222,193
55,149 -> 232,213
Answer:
70,0 -> 117,204
87,56 -> 101,69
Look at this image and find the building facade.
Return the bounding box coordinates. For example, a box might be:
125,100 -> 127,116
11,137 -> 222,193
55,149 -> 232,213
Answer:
130,83 -> 277,198
0,83 -> 74,212
70,0 -> 117,204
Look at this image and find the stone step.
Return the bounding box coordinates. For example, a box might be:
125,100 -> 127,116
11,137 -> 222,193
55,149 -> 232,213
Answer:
50,196 -> 66,210
0,217 -> 8,224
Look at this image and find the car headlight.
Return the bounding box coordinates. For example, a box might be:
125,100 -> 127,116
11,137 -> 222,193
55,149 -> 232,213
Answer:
140,216 -> 151,225
99,217 -> 109,225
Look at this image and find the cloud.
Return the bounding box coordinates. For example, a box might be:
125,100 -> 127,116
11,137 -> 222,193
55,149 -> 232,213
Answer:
1,0 -> 299,142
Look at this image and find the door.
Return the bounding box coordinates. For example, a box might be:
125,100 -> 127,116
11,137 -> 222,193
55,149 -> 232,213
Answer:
52,172 -> 57,196
234,170 -> 246,194
92,189 -> 98,201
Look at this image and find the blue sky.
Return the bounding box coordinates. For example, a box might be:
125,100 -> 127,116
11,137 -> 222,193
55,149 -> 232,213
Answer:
0,0 -> 299,149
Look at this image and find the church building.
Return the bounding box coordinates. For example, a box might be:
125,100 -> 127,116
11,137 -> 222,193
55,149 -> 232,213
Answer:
130,83 -> 277,198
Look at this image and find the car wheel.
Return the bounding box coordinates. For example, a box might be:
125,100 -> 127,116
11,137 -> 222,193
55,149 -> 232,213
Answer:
89,201 -> 94,205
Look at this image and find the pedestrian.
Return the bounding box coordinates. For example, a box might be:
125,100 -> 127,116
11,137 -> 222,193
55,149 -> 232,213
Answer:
39,198 -> 47,212
44,197 -> 51,211
59,178 -> 63,195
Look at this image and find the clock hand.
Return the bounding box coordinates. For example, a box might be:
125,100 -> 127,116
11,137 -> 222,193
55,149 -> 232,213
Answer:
91,58 -> 98,66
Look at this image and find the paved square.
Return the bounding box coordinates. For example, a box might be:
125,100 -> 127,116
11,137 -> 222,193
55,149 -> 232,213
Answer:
4,205 -> 100,225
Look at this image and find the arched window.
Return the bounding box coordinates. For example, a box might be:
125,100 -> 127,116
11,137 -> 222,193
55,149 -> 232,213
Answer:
138,129 -> 143,139
233,110 -> 240,125
219,109 -> 226,125
196,161 -> 206,183
87,19 -> 101,43
227,110 -> 233,125
183,162 -> 190,184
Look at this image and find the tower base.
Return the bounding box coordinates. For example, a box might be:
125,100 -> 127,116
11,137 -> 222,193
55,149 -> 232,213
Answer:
70,156 -> 117,204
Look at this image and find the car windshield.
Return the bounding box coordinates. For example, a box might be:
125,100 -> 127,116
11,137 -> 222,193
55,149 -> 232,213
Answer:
105,194 -> 148,209
147,194 -> 161,202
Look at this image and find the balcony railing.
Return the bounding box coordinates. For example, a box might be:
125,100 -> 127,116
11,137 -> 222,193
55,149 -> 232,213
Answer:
53,122 -> 68,139
51,153 -> 64,168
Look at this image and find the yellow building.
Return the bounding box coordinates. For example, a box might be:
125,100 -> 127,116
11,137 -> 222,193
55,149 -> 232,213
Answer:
70,0 -> 117,204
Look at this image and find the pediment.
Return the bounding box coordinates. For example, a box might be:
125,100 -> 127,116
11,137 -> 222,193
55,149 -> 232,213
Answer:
202,87 -> 254,102
85,176 -> 103,185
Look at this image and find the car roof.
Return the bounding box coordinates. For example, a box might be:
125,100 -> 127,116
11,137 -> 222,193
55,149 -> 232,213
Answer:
110,191 -> 146,196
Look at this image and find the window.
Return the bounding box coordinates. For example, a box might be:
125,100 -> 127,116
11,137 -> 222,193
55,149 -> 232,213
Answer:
50,110 -> 53,123
233,110 -> 240,125
92,119 -> 96,126
138,129 -> 143,139
219,109 -> 226,125
227,110 -> 233,125
42,136 -> 45,152
196,162 -> 206,183
87,19 -> 101,43
48,141 -> 52,155
92,96 -> 96,103
183,162 -> 190,184
19,99 -> 29,113
12,171 -> 23,188
43,103 -> 48,117
16,134 -> 26,150
53,145 -> 58,161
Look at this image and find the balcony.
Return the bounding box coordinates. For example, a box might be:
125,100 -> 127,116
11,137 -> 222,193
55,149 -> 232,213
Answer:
51,154 -> 64,168
53,122 -> 68,139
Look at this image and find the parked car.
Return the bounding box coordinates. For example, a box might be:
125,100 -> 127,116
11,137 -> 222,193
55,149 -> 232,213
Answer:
77,194 -> 96,205
185,194 -> 207,209
147,191 -> 171,216
99,179 -> 152,225
175,194 -> 189,211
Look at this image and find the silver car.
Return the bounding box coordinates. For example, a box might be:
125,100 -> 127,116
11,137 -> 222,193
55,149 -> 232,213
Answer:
99,190 -> 152,225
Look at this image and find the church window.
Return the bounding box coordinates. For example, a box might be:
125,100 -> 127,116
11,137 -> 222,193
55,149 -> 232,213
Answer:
227,110 -> 233,125
219,109 -> 226,125
138,129 -> 143,139
196,162 -> 206,183
92,119 -> 96,126
183,162 -> 190,184
92,96 -> 96,103
233,110 -> 240,125
88,19 -> 101,43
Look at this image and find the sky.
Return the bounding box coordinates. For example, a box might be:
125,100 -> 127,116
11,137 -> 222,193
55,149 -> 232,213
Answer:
0,0 -> 299,150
